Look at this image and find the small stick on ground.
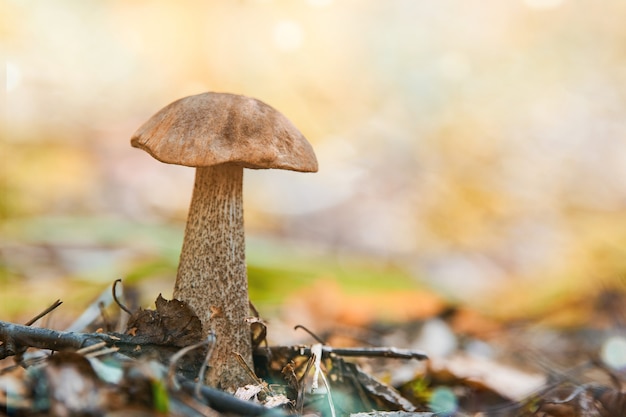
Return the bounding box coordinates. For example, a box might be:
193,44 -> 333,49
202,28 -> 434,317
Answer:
24,299 -> 63,326
294,325 -> 326,344
112,279 -> 133,315
269,345 -> 428,361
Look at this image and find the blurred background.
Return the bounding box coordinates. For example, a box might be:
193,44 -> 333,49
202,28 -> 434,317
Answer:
2,0 -> 626,327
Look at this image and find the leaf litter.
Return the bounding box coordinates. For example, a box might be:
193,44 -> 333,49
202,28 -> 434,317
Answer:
1,280 -> 625,416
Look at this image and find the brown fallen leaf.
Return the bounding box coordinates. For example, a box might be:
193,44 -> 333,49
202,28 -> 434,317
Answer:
125,294 -> 202,347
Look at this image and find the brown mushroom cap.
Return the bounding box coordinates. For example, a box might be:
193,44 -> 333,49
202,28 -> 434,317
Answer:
130,92 -> 318,172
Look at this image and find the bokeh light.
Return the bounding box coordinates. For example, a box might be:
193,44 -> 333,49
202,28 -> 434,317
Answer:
3,0 -> 626,313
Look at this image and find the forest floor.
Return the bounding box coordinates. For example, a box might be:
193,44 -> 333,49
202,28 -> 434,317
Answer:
1,274 -> 625,416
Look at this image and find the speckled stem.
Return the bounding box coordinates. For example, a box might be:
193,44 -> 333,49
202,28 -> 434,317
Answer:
173,164 -> 252,390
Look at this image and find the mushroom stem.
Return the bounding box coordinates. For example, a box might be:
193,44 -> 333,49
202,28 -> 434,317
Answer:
174,164 -> 253,390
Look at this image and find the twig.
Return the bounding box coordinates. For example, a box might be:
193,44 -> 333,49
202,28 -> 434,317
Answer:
268,344 -> 428,361
112,279 -> 133,315
195,331 -> 216,398
167,339 -> 210,391
294,324 -> 326,344
1,320 -> 112,359
76,341 -> 108,355
0,320 -> 177,362
328,346 -> 428,360
84,346 -> 120,358
24,299 -> 63,326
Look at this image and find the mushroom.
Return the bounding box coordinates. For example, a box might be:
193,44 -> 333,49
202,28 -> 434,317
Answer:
130,92 -> 317,390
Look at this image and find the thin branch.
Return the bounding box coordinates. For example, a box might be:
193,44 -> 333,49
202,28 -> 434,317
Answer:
167,339 -> 211,392
76,341 -> 108,355
24,299 -> 63,326
195,331 -> 216,398
293,324 -> 326,344
0,320 -> 132,360
268,344 -> 428,361
112,279 -> 133,315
